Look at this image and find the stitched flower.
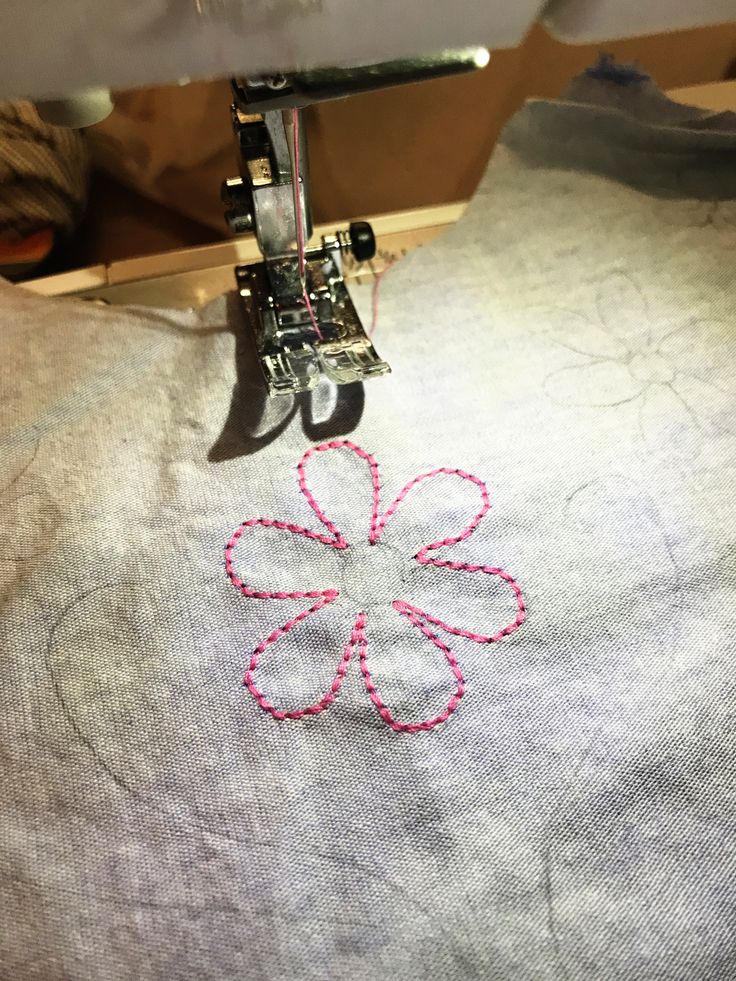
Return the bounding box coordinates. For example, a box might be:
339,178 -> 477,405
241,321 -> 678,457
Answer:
541,271 -> 734,462
224,440 -> 526,733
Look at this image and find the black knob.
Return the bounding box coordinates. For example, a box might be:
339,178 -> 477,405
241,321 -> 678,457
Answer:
349,221 -> 376,262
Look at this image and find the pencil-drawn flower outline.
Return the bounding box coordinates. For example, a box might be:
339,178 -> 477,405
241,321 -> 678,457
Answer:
661,198 -> 736,231
224,440 -> 526,733
541,271 -> 733,461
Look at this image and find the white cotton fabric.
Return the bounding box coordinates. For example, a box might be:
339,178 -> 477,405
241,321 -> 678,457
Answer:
0,90 -> 735,980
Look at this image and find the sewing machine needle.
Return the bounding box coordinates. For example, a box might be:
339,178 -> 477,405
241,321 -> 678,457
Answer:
284,108 -> 306,294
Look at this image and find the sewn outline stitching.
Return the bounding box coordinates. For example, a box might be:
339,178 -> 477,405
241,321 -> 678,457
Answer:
224,439 -> 526,732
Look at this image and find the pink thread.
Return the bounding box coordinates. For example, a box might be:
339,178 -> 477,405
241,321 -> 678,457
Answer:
369,259 -> 395,337
297,440 -> 381,545
244,597 -> 353,721
225,517 -> 343,598
291,109 -> 323,341
225,439 -> 526,731
358,609 -> 466,733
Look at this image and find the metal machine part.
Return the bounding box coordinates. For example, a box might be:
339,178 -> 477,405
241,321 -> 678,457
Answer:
232,48 -> 490,113
0,0 -> 540,102
226,51 -> 486,396
236,233 -> 389,395
5,0 -> 729,105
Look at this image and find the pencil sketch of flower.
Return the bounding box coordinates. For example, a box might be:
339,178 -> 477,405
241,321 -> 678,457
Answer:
541,271 -> 734,462
659,198 -> 736,232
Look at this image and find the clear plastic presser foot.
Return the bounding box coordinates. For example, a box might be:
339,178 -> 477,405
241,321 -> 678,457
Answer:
235,229 -> 391,397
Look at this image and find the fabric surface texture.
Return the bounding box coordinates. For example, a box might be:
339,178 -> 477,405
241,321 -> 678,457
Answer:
1,82 -> 735,980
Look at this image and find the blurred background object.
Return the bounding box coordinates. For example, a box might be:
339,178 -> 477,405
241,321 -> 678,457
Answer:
0,102 -> 88,278
3,20 -> 735,274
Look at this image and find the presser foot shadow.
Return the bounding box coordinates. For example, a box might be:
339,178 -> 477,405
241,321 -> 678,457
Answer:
208,292 -> 365,461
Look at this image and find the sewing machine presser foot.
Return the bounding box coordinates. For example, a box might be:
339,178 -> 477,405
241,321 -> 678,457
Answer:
235,224 -> 390,397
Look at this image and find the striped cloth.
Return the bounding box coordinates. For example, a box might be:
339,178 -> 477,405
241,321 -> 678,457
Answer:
0,100 -> 88,240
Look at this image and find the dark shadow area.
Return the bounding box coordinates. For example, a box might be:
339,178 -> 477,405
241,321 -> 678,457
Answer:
208,292 -> 364,461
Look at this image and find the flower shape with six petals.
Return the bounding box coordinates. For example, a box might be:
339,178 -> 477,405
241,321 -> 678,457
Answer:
225,440 -> 526,733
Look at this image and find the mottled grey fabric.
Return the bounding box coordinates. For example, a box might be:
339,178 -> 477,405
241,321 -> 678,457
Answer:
1,90 -> 735,980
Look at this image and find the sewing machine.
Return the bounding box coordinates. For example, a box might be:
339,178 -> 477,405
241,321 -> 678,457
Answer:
0,0 -> 731,395
220,52 -> 489,395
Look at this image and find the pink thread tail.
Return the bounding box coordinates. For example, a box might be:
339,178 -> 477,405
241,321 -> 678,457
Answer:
369,258 -> 396,337
225,440 -> 526,732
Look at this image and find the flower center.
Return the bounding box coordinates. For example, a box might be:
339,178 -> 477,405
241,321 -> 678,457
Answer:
339,541 -> 407,611
628,351 -> 675,385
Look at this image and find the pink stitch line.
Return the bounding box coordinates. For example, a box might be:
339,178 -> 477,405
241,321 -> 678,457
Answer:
358,609 -> 466,733
297,440 -> 380,544
395,568 -> 526,645
225,519 -> 341,599
225,439 -> 526,731
296,440 -> 491,551
244,597 -> 355,721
